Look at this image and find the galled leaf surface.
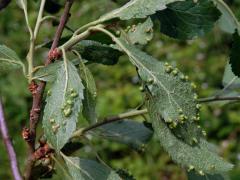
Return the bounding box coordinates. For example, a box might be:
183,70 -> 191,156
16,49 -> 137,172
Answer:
0,45 -> 24,71
156,0 -> 221,40
229,31 -> 240,77
79,61 -> 97,123
115,39 -> 233,174
90,119 -> 153,150
63,156 -> 121,180
125,17 -> 153,45
42,60 -> 84,151
74,40 -> 123,65
117,39 -> 200,145
100,0 -> 181,21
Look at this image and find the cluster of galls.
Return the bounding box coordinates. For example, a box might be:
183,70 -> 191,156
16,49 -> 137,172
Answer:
187,164 -> 216,176
123,24 -> 153,41
61,88 -> 78,117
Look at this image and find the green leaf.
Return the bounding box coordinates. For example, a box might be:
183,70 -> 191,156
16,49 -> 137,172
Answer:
155,0 -> 221,40
117,39 -> 200,145
90,120 -> 153,150
229,31 -> 240,77
124,17 -> 153,45
212,0 -> 240,34
0,45 -> 24,72
222,62 -> 240,90
151,112 -> 233,174
112,38 -> 233,174
62,155 -> 121,180
100,0 -> 182,21
79,61 -> 98,123
187,171 -> 227,180
74,40 -> 123,65
33,59 -> 79,82
42,60 -> 84,151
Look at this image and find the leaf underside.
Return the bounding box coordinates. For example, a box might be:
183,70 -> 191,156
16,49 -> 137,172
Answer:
187,171 -> 227,180
90,119 -> 153,150
79,61 -> 98,124
156,0 -> 221,40
42,60 -> 84,151
63,156 -> 121,180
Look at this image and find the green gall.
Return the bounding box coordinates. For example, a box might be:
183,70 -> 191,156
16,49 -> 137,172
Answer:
147,78 -> 154,84
49,118 -> 55,123
170,122 -> 177,129
194,94 -> 198,100
196,104 -> 201,109
52,124 -> 60,133
202,130 -> 207,136
180,75 -> 185,80
67,100 -> 74,106
198,170 -> 204,176
145,28 -> 152,33
164,62 -> 169,66
166,118 -> 173,123
47,90 -> 51,96
210,165 -> 215,170
172,69 -> 178,76
188,165 -> 194,172
165,66 -> 172,73
71,92 -> 78,98
184,75 -> 189,81
116,30 -> 121,35
192,137 -> 198,144
191,82 -> 197,89
64,108 -> 72,117
139,86 -> 145,92
178,108 -> 183,114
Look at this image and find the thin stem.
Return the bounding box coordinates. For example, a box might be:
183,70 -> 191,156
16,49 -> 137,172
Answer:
198,96 -> 240,103
24,0 -> 75,179
33,0 -> 46,39
73,19 -> 103,36
20,0 -> 33,39
72,109 -> 148,138
0,100 -> 22,180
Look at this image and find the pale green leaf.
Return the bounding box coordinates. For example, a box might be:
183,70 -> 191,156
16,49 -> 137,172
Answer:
222,62 -> 240,90
100,0 -> 182,21
42,60 -> 84,151
63,156 -> 121,180
151,112 -> 233,174
124,18 -> 153,45
0,45 -> 24,71
33,60 -> 79,82
117,39 -> 200,145
79,61 -> 98,124
112,38 -> 233,174
90,120 -> 153,150
212,0 -> 240,34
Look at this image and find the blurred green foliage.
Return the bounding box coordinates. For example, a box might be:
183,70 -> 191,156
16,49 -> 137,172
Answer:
0,0 -> 240,179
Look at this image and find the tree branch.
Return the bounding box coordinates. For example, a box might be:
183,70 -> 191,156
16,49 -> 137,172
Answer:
72,109 -> 148,138
0,100 -> 22,180
23,0 -> 74,179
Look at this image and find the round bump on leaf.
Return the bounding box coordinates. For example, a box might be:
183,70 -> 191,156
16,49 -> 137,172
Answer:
63,108 -> 72,117
198,170 -> 204,176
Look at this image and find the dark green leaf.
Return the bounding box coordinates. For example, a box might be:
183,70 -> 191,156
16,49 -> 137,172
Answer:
44,0 -> 62,14
156,0 -> 221,40
187,171 -> 227,180
62,155 -> 121,180
229,31 -> 240,77
90,120 -> 153,150
222,62 -> 240,90
74,40 -> 123,65
42,60 -> 84,151
79,61 -> 97,123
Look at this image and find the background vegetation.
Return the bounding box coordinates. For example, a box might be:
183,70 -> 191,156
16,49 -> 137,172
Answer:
0,0 -> 240,179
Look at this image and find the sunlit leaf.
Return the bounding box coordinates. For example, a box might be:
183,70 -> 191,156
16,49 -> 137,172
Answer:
42,60 -> 84,151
